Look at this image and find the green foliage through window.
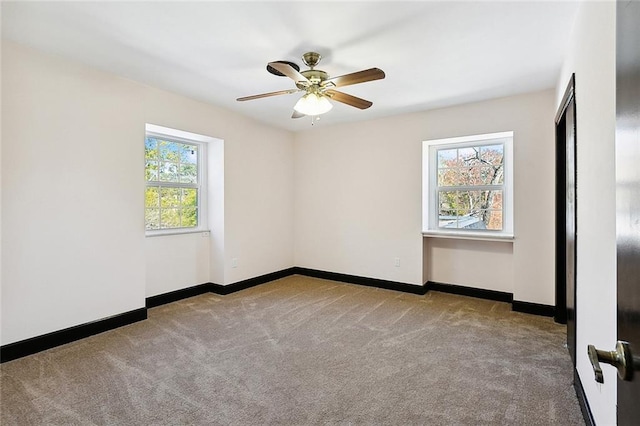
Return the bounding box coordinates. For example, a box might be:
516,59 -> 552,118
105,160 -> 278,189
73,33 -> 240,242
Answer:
145,137 -> 199,230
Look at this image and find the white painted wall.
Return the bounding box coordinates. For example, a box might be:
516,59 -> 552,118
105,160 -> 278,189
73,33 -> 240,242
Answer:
222,117 -> 295,284
208,140 -> 225,285
139,84 -> 295,289
1,41 -> 146,344
556,2 -> 617,424
145,234 -> 211,297
293,119 -> 423,285
294,89 -> 556,304
1,41 -> 295,345
425,239 -> 513,294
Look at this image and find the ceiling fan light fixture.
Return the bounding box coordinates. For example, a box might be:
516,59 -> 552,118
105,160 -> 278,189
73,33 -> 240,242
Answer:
238,53 -> 385,118
293,93 -> 333,116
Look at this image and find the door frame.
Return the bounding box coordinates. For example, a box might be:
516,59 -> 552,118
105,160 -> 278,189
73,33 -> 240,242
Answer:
555,74 -> 577,364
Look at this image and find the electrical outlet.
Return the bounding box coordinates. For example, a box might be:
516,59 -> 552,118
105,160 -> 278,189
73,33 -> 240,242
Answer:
394,257 -> 400,267
231,258 -> 238,268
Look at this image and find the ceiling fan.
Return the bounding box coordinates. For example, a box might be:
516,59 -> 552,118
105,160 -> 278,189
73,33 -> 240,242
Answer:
237,52 -> 385,119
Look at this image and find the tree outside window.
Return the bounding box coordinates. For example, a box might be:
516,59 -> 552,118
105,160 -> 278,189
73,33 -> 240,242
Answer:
436,144 -> 504,230
423,131 -> 513,238
145,137 -> 200,230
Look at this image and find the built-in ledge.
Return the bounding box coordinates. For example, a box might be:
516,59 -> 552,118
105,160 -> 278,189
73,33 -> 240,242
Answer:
422,231 -> 514,243
146,229 -> 211,238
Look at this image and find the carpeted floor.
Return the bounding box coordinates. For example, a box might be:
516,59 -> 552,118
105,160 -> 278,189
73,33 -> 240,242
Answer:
1,275 -> 584,425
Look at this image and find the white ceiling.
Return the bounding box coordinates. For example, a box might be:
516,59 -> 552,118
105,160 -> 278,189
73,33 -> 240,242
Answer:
1,1 -> 580,132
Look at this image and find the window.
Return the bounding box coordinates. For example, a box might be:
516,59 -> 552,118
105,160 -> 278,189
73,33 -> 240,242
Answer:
145,124 -> 209,234
423,132 -> 514,240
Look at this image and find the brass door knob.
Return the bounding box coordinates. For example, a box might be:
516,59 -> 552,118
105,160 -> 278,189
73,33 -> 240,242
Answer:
587,341 -> 640,383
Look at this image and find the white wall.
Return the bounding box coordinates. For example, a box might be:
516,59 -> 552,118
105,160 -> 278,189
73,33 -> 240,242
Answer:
140,84 -> 295,290
1,41 -> 295,345
556,2 -> 617,424
145,234 -> 211,297
2,41 -> 146,344
425,239 -> 513,293
222,116 -> 295,284
293,119 -> 423,285
294,89 -> 556,304
208,140 -> 225,285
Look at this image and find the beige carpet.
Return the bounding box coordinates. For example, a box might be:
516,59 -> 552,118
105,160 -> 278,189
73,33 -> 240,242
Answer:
1,275 -> 584,425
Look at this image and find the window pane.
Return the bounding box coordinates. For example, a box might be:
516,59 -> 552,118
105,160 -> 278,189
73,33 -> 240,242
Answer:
160,208 -> 181,228
159,162 -> 179,182
437,168 -> 460,186
480,144 -> 504,166
491,166 -> 504,184
182,207 -> 198,227
451,166 -> 504,187
486,190 -> 503,209
182,188 -> 197,207
484,210 -> 503,230
459,147 -> 480,165
145,187 -> 159,207
145,208 -> 160,230
439,191 -> 460,214
180,163 -> 198,184
430,136 -> 510,234
438,210 -> 458,228
145,138 -> 158,161
437,149 -> 458,168
145,132 -> 203,232
145,161 -> 158,181
180,144 -> 198,164
457,210 -> 503,230
461,190 -> 503,210
159,140 -> 181,162
160,187 -> 181,207
437,187 -> 504,229
480,166 -> 504,185
457,211 -> 484,229
462,191 -> 481,210
461,167 -> 482,186
453,194 -> 471,216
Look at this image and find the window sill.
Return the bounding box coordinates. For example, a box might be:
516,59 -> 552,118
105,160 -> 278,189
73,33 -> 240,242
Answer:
422,231 -> 514,243
146,230 -> 210,238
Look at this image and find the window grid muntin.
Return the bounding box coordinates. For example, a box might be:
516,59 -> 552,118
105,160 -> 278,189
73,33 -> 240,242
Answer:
435,141 -> 506,232
145,137 -> 199,185
145,185 -> 200,230
145,136 -> 201,231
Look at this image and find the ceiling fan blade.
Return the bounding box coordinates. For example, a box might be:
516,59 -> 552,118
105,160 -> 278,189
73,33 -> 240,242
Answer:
325,90 -> 373,109
236,89 -> 300,101
268,62 -> 310,85
292,110 -> 305,119
322,68 -> 385,88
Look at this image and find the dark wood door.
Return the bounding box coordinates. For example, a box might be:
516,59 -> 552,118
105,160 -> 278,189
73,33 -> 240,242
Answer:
555,75 -> 577,366
616,0 -> 640,423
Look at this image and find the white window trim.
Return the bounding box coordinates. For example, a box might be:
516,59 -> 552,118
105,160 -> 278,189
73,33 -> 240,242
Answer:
145,124 -> 214,237
422,131 -> 514,242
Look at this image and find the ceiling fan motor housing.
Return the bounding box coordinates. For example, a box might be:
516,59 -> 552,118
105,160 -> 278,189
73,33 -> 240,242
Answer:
302,51 -> 322,68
